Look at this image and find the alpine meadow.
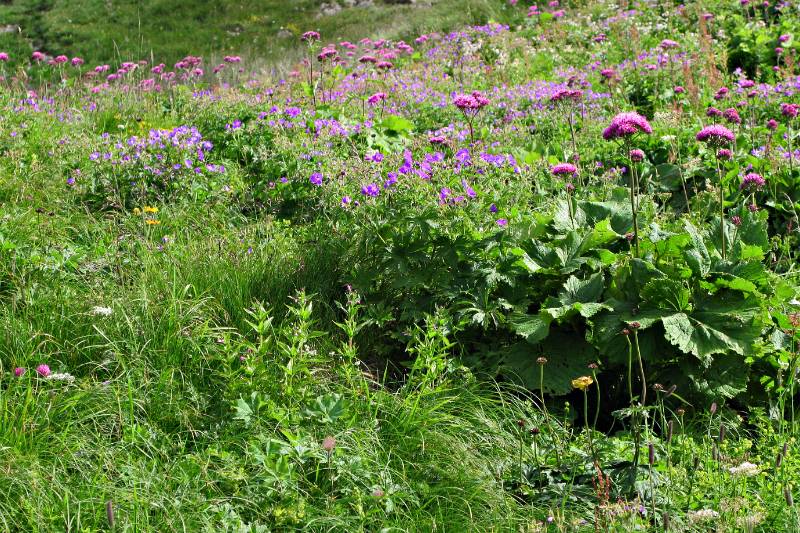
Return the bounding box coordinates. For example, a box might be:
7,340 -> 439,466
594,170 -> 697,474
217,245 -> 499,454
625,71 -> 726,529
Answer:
4,0 -> 800,531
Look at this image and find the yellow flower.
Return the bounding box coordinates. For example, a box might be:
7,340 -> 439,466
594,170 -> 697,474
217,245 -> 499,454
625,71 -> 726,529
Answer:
132,208 -> 141,216
145,219 -> 161,225
143,206 -> 159,214
571,376 -> 594,391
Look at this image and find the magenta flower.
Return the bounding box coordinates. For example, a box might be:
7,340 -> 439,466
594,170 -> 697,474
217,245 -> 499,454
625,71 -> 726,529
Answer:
367,92 -> 387,105
32,51 -> 45,62
496,218 -> 508,227
0,52 -> 8,62
309,172 -> 323,186
322,435 -> 336,452
660,39 -> 679,50
781,103 -> 799,119
723,108 -> 741,125
453,91 -> 490,111
674,86 -> 685,94
706,107 -> 722,118
740,172 -> 766,190
602,112 -> 652,140
301,31 -> 321,42
767,119 -> 779,130
716,148 -> 733,160
629,149 -> 645,162
36,364 -> 51,377
551,163 -> 577,175
550,89 -> 583,103
71,57 -> 84,67
14,367 -> 25,377
696,124 -> 735,144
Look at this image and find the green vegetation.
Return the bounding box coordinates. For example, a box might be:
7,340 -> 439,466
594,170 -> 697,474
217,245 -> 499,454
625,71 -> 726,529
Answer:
3,0 -> 800,531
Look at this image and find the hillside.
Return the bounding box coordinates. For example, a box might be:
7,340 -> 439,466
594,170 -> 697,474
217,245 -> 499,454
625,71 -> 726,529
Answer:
2,0 -> 800,531
0,0 -> 505,66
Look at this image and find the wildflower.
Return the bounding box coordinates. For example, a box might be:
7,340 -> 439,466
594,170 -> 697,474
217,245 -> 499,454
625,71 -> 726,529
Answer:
429,135 -> 447,144
367,92 -> 386,105
36,364 -> 51,377
660,39 -> 679,49
732,215 -> 742,226
565,182 -> 575,193
688,509 -> 720,522
71,57 -> 84,67
717,148 -> 733,160
145,219 -> 161,225
322,435 -> 336,452
550,89 -> 583,103
489,203 -> 498,213
696,124 -> 735,144
91,306 -> 113,316
301,31 -> 321,42
571,376 -> 594,390
453,91 -> 490,111
372,488 -> 385,498
536,357 -> 548,364
781,103 -> 799,119
602,112 -> 652,140
0,52 -> 8,61
309,172 -> 323,186
779,34 -> 791,43
47,372 -> 75,384
361,183 -> 380,197
767,118 -> 779,130
674,86 -> 685,94
729,461 -> 759,477
723,108 -> 741,124
143,206 -> 158,213
629,149 -> 645,162
14,367 -> 25,377
496,218 -> 508,227
740,172 -> 766,190
706,106 -> 722,118
600,68 -> 616,80
551,162 -> 577,175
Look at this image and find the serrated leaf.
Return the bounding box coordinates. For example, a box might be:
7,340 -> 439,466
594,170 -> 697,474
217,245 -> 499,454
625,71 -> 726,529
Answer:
510,312 -> 552,343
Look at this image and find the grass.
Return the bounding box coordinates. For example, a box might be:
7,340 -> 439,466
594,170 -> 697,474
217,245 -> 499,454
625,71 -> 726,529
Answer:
2,0 -> 800,530
0,0 -> 505,67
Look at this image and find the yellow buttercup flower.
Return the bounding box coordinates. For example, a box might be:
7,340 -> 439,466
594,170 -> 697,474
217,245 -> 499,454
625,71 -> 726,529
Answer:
145,219 -> 161,225
143,206 -> 159,214
571,376 -> 594,391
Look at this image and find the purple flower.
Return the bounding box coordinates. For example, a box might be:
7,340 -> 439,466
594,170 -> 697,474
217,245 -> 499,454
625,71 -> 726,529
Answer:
602,112 -> 652,140
36,364 -> 51,377
341,196 -> 351,206
674,86 -> 685,94
740,172 -> 766,190
551,163 -> 577,175
453,91 -> 490,111
496,218 -> 508,226
550,89 -> 583,103
309,172 -> 323,186
723,108 -> 741,125
367,92 -> 387,105
301,31 -> 321,42
361,183 -> 380,197
767,119 -> 779,130
696,124 -> 735,144
706,107 -> 722,118
489,203 -> 498,213
14,367 -> 25,377
781,103 -> 799,119
717,148 -> 733,160
629,149 -> 645,162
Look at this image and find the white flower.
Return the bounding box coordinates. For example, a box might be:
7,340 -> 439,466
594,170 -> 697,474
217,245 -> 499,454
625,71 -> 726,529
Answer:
687,509 -> 720,522
46,372 -> 75,384
729,461 -> 759,477
91,306 -> 113,316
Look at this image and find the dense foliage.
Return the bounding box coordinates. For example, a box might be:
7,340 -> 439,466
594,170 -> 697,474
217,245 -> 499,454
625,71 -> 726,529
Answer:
3,0 -> 800,530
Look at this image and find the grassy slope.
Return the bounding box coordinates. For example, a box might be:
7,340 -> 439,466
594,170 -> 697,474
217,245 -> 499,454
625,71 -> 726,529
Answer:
0,0 -> 503,66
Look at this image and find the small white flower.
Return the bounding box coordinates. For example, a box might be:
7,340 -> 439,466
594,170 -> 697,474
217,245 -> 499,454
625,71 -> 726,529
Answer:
91,306 -> 113,316
46,372 -> 75,384
729,461 -> 759,477
688,509 -> 720,522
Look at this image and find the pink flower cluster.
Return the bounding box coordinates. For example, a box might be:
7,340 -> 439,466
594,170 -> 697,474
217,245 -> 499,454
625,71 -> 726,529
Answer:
453,91 -> 490,112
602,112 -> 652,140
696,124 -> 735,144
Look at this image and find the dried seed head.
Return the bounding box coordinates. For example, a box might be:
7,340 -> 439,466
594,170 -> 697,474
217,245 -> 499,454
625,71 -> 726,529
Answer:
667,420 -> 674,443
719,424 -> 726,444
649,443 -> 655,466
710,402 -> 718,415
106,500 -> 114,528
